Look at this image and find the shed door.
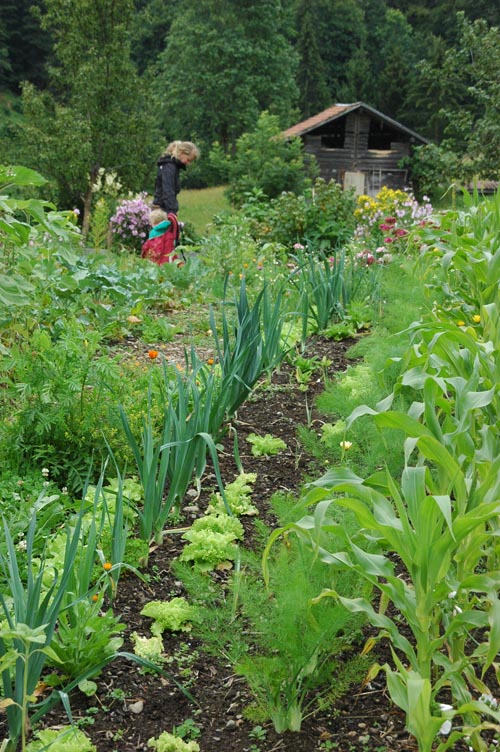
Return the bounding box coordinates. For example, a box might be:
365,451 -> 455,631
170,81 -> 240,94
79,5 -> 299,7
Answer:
344,171 -> 365,195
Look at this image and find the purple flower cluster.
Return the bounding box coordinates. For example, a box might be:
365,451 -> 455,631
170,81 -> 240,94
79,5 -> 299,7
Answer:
110,193 -> 150,250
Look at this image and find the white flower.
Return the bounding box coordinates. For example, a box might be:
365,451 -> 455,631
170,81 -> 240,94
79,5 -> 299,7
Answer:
479,693 -> 498,709
439,720 -> 452,735
439,703 -> 453,735
41,467 -> 49,477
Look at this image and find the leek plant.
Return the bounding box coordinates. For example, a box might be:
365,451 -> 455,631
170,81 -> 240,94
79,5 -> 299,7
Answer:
0,502 -> 84,752
289,249 -> 347,334
120,363 -> 227,544
207,276 -> 287,428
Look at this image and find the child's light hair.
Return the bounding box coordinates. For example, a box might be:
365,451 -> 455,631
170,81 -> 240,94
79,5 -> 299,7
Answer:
150,208 -> 169,226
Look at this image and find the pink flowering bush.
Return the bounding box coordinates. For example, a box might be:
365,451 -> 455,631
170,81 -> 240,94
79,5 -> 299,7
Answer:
353,187 -> 433,261
110,193 -> 150,253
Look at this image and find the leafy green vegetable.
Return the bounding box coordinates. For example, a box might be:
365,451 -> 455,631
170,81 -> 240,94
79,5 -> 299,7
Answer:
247,433 -> 287,457
140,598 -> 199,634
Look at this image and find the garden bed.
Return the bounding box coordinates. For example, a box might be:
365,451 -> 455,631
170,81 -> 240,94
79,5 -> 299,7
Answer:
31,335 -> 418,752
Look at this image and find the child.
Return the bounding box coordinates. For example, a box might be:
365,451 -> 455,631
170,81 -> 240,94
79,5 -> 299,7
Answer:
141,208 -> 180,265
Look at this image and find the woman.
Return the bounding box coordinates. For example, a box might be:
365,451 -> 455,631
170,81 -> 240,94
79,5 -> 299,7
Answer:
152,140 -> 200,214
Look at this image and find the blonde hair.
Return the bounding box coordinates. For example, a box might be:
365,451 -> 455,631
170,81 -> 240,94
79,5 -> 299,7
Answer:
150,208 -> 169,226
164,140 -> 200,162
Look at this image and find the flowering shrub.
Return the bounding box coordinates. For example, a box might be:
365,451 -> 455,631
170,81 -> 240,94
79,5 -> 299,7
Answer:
353,187 -> 434,261
110,193 -> 150,253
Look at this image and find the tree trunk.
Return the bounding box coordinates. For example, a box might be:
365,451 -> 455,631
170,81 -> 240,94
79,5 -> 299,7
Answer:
81,184 -> 93,240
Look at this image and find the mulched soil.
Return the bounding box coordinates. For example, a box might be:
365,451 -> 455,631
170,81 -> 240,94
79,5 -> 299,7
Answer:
20,335 -> 423,752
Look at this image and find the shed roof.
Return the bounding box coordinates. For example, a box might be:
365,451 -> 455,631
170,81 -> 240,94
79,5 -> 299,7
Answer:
283,102 -> 429,144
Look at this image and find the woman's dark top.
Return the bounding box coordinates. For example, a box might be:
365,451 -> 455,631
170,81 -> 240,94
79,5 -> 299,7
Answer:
153,154 -> 186,214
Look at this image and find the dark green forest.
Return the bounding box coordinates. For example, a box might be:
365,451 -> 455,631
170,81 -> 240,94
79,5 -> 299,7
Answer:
1,0 -> 500,209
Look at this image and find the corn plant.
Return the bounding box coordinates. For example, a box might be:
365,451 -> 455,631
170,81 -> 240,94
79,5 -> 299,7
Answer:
416,190 -> 500,313
264,439 -> 500,751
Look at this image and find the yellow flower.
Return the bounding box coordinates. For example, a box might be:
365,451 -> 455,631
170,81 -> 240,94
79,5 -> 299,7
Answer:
473,314 -> 481,323
457,320 -> 465,327
340,440 -> 352,450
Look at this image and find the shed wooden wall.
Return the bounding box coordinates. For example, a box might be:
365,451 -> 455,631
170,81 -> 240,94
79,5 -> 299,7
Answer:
303,112 -> 412,194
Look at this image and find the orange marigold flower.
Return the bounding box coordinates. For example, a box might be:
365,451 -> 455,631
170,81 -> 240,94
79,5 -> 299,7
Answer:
207,358 -> 214,366
103,562 -> 112,571
148,349 -> 159,359
92,594 -> 99,602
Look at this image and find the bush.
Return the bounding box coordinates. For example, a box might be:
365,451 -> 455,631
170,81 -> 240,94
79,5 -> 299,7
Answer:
224,111 -> 315,207
406,143 -> 461,202
244,178 -> 357,256
110,193 -> 150,253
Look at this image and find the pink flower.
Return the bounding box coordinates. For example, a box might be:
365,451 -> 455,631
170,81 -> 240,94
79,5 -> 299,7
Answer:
384,237 -> 394,243
356,250 -> 375,265
384,216 -> 396,224
395,228 -> 409,237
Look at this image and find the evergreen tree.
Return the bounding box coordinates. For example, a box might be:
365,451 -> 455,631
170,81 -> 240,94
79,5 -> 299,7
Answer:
18,0 -> 160,232
446,14 -> 500,177
386,0 -> 500,40
0,16 -> 12,90
153,0 -> 298,152
0,0 -> 51,91
295,0 -> 331,118
376,9 -> 417,118
313,0 -> 366,99
405,35 -> 466,141
130,0 -> 178,75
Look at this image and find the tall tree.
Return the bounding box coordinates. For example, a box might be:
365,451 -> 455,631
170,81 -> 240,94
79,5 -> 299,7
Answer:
375,9 -> 417,118
0,0 -> 51,92
17,0 -> 159,232
130,0 -> 179,75
405,35 -> 466,141
448,14 -> 500,176
386,0 -> 500,41
295,0 -> 331,118
153,0 -> 298,152
312,0 -> 366,99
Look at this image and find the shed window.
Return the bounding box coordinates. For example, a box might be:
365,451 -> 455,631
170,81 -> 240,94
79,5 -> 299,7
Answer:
368,119 -> 398,150
319,118 -> 345,149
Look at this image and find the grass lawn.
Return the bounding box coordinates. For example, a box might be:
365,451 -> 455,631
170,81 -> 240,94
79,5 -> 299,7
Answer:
178,185 -> 231,234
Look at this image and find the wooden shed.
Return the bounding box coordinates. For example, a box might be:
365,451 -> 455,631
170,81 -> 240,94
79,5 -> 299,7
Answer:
283,102 -> 429,196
